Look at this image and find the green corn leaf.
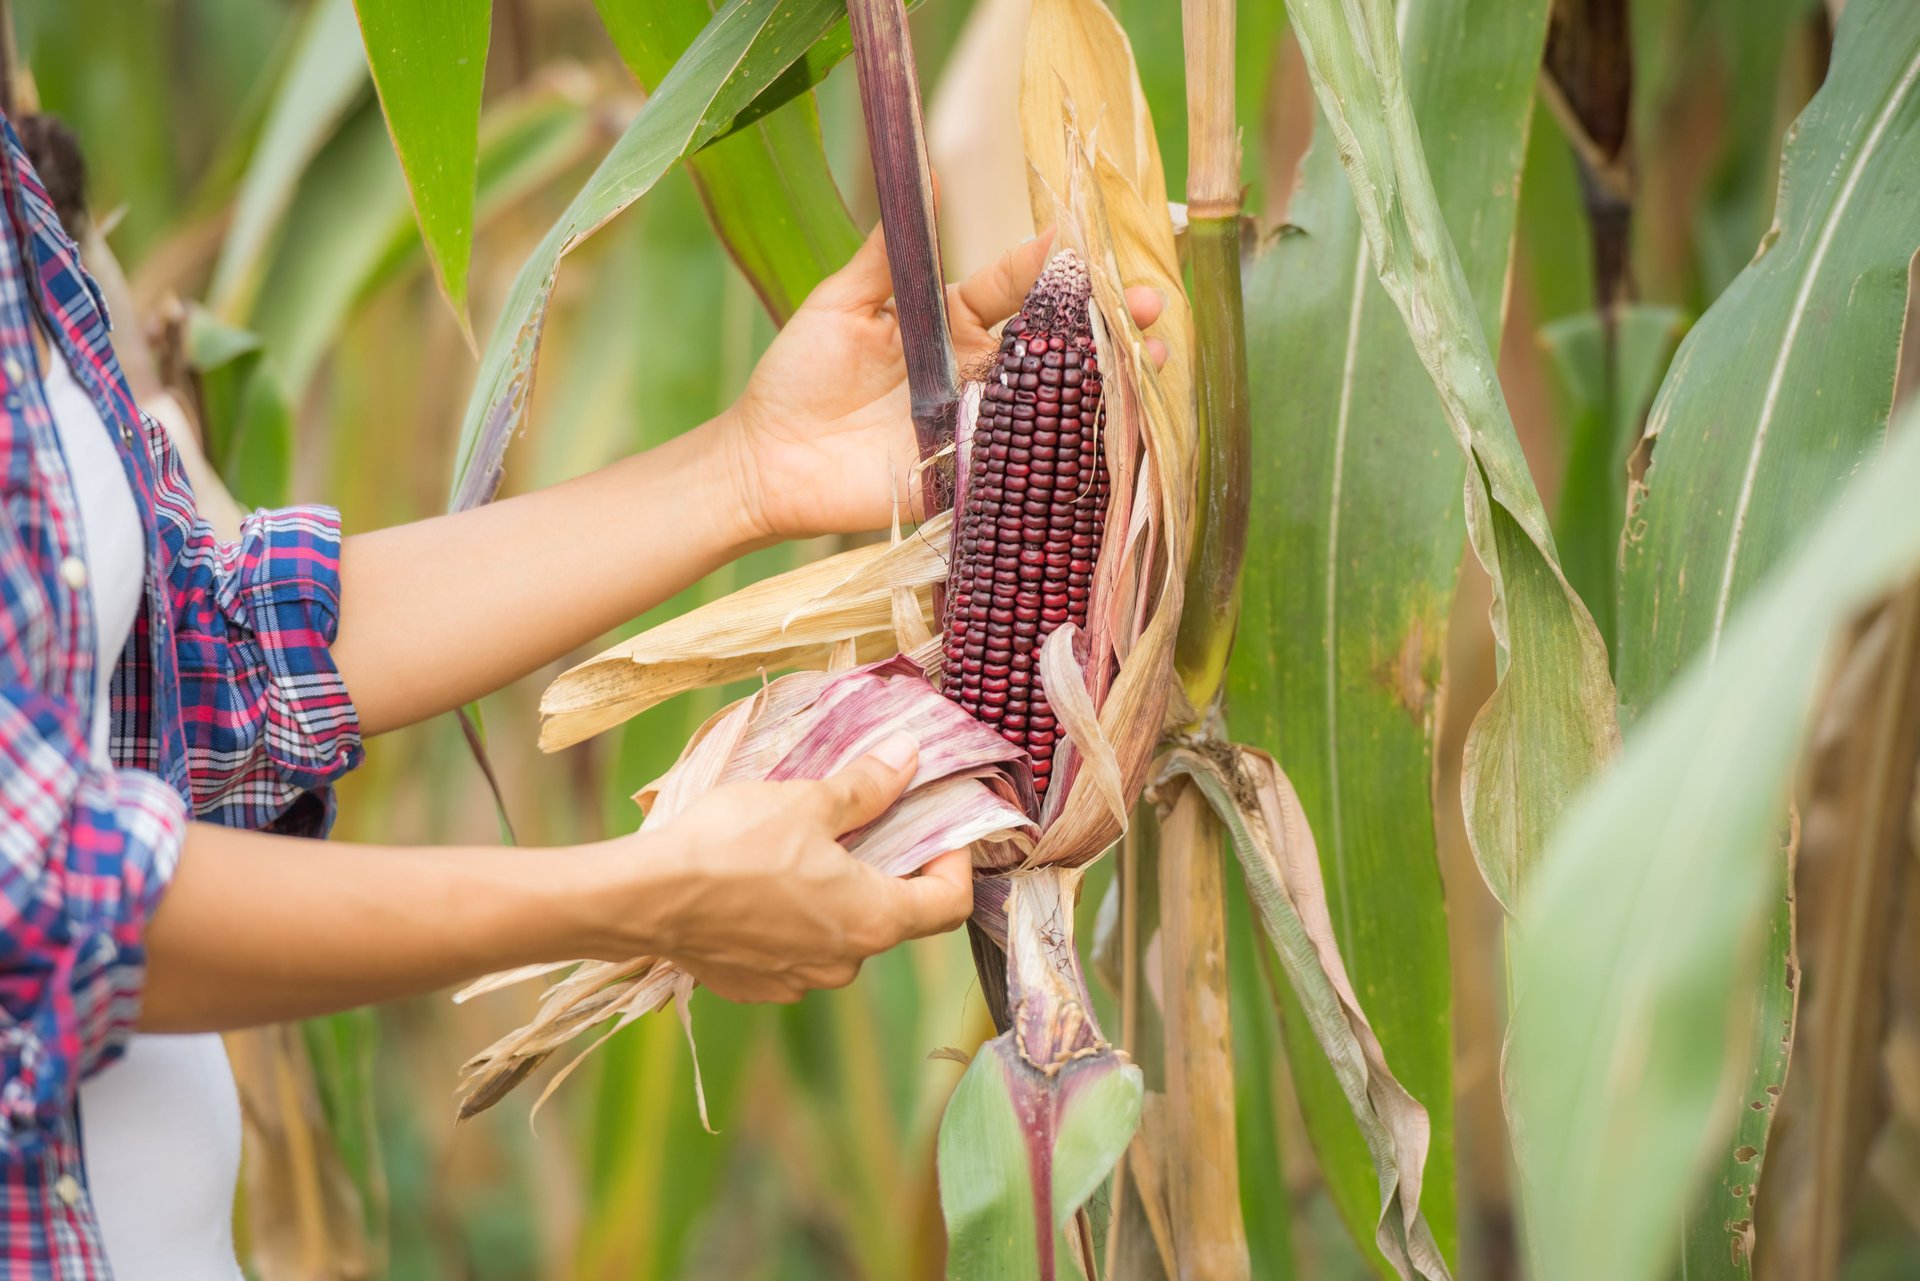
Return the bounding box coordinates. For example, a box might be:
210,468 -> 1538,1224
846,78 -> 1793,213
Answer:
1612,3 -> 1920,1271
937,1033 -> 1142,1281
186,306 -> 294,509
448,0 -> 844,513
1229,0 -> 1555,1265
208,0 -> 368,319
1542,305 -> 1686,658
1511,397 -> 1920,1281
1276,0 -> 1619,911
594,0 -> 859,324
250,81 -> 599,394
350,0 -> 491,339
300,1009 -> 388,1260
1616,0 -> 1920,724
936,870 -> 1141,1281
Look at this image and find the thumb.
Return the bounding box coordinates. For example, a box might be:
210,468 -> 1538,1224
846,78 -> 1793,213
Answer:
810,220 -> 892,314
888,847 -> 974,938
817,732 -> 919,834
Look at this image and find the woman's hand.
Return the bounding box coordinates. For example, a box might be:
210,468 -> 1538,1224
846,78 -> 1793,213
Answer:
610,734 -> 973,1003
714,224 -> 1171,544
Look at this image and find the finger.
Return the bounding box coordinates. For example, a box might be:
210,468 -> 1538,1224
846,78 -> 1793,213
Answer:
1125,284 -> 1166,331
807,961 -> 861,991
814,732 -> 919,833
887,848 -> 975,940
810,221 -> 892,314
1146,337 -> 1169,369
954,228 -> 1057,329
702,973 -> 789,1005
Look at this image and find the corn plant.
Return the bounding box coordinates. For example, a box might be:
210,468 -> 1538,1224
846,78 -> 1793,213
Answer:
346,0 -> 1920,1274
32,0 -> 1920,1274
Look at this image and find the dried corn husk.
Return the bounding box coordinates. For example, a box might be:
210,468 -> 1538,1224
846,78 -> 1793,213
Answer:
457,654 -> 1037,1118
536,512 -> 950,750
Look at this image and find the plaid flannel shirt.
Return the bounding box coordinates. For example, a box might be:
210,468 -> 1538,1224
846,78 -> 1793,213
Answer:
0,118 -> 362,1275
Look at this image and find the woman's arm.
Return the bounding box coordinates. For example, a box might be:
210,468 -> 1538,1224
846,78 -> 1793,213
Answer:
330,415 -> 759,737
328,230 -> 1167,738
138,736 -> 972,1029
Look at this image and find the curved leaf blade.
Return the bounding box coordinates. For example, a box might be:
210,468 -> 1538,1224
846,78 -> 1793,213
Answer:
208,0 -> 368,319
1611,4 -> 1920,1271
351,0 -> 490,338
1512,399 -> 1920,1281
1617,0 -> 1920,721
448,0 -> 844,512
1278,0 -> 1619,917
594,0 -> 860,323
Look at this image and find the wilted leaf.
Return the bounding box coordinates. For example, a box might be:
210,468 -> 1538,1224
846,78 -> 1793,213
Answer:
1755,588 -> 1920,1280
537,513 -> 950,751
460,655 -> 1036,1118
1160,745 -> 1451,1281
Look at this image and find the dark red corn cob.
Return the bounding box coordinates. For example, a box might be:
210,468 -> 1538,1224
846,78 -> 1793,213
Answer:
941,250 -> 1110,802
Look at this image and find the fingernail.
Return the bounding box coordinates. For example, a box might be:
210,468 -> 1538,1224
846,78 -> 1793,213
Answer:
871,732 -> 918,771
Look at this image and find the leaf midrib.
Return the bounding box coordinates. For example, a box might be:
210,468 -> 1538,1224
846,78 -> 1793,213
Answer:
1322,0 -> 1417,963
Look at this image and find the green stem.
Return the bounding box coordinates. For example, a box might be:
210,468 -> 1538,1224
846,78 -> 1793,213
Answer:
1173,213 -> 1253,714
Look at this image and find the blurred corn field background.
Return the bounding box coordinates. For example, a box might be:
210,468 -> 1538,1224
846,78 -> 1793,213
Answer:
16,0 -> 1920,1277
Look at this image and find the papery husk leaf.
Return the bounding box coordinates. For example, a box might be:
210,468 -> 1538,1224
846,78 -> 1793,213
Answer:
1022,89 -> 1195,873
1157,743 -> 1452,1281
1038,622 -> 1127,830
538,512 -> 949,750
459,657 -> 1036,1117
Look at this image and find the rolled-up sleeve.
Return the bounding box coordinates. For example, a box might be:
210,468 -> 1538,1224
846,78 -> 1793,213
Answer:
0,679 -> 186,1150
146,416 -> 363,833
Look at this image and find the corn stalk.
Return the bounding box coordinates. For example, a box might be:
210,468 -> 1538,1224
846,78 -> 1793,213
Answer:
1116,0 -> 1252,1277
845,0 -> 958,518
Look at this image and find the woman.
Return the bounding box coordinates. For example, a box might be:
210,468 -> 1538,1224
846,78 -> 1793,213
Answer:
0,109 -> 1166,1276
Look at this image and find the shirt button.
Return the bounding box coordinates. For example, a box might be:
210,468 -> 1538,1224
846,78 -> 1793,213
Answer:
3,357 -> 22,386
54,1174 -> 80,1206
59,556 -> 88,590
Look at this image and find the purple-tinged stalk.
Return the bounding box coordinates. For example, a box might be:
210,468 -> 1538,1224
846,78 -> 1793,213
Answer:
845,0 -> 958,518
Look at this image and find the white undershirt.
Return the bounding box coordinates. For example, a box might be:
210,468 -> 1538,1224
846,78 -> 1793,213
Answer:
46,342 -> 245,1280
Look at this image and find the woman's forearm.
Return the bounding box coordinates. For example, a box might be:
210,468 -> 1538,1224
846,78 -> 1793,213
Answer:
138,822 -> 649,1032
330,413 -> 764,736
